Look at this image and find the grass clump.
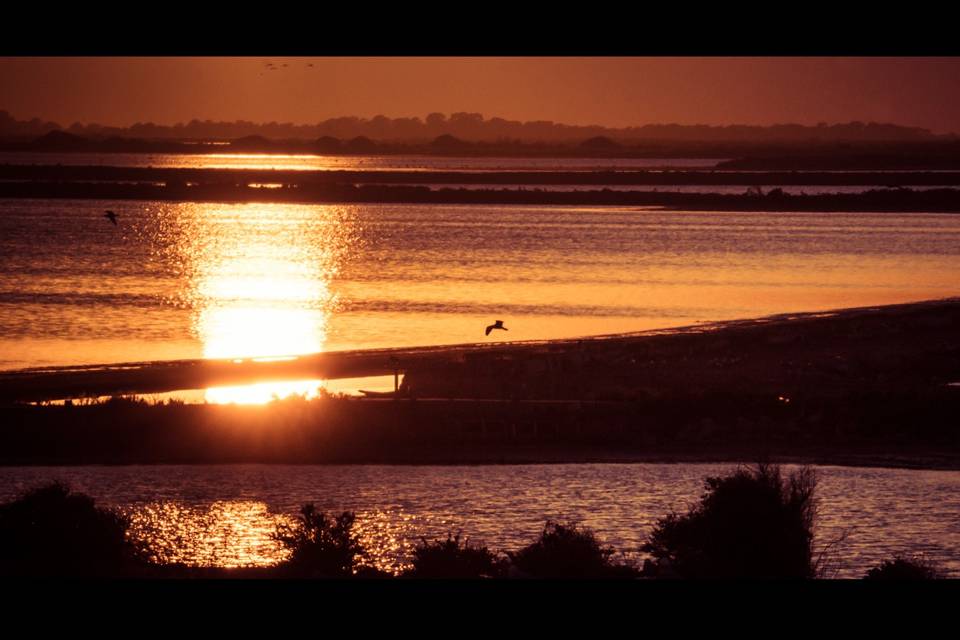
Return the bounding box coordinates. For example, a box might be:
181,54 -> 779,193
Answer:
864,555 -> 944,580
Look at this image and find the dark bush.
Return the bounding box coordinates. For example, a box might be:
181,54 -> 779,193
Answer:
274,505 -> 363,578
641,464 -> 817,579
508,521 -> 638,579
864,556 -> 943,580
404,533 -> 506,579
0,482 -> 140,577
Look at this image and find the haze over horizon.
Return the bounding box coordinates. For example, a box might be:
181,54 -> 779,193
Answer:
2,57 -> 959,133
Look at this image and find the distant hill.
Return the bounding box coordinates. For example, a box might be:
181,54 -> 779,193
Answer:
0,109 -> 953,145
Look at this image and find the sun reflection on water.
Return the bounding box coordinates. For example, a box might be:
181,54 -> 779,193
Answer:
173,203 -> 360,404
352,510 -> 422,575
203,379 -> 326,405
125,501 -> 293,568
123,502 -> 427,574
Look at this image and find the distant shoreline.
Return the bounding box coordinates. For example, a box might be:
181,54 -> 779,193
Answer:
3,180 -> 960,212
5,162 -> 960,212
6,164 -> 960,185
2,450 -> 956,472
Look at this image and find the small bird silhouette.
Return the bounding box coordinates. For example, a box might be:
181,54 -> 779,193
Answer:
485,320 -> 508,336
104,210 -> 118,225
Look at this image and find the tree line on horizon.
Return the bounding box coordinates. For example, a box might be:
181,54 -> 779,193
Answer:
0,109 -> 952,145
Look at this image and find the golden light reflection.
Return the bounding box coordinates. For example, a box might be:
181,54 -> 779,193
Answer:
175,203 -> 358,403
200,306 -> 326,360
204,379 -> 325,405
351,510 -> 421,575
125,501 -> 293,568
124,501 -> 424,574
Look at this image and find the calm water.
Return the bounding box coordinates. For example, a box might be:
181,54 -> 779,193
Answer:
0,151 -> 723,172
415,184 -> 960,194
2,200 -> 960,389
0,464 -> 956,577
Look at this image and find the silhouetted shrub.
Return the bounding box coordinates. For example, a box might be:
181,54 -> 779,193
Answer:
641,464 -> 817,579
0,482 -> 139,577
864,555 -> 944,580
274,505 -> 363,578
508,521 -> 638,579
404,533 -> 506,579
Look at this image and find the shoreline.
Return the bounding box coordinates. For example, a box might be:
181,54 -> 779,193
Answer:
3,451 -> 957,472
4,181 -> 960,212
6,164 -> 960,185
3,296 -> 959,401
1,298 -> 958,469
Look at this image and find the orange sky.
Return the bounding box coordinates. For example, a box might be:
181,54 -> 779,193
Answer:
1,57 -> 959,132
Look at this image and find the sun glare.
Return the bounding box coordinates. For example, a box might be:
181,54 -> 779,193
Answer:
204,379 -> 325,405
175,203 -> 352,403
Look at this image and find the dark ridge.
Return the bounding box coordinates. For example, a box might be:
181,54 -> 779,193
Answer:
5,165 -> 960,186
718,151 -> 960,171
2,180 -> 960,211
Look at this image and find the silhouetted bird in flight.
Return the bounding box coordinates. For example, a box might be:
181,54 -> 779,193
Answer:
104,210 -> 118,226
485,320 -> 508,336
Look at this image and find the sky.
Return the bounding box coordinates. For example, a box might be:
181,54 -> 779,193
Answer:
1,57 -> 959,133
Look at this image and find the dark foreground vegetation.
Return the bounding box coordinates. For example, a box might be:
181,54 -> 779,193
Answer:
0,483 -> 145,577
0,465 -> 948,579
863,556 -> 945,580
641,465 -> 818,579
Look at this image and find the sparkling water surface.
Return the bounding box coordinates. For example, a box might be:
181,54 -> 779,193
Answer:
0,464 -> 956,577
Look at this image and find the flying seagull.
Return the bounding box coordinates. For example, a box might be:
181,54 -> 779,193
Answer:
104,210 -> 118,226
485,320 -> 508,336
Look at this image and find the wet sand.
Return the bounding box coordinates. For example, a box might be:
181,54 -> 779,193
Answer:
2,296 -> 958,403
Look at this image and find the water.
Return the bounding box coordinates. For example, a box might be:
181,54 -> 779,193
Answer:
0,151 -> 723,172
2,155 -> 958,577
413,183 -> 960,194
2,200 -> 960,383
0,463 -> 956,577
